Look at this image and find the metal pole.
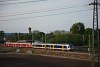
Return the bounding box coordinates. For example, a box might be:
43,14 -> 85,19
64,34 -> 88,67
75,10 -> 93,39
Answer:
42,34 -> 43,42
96,0 -> 100,66
83,35 -> 84,46
97,23 -> 100,67
17,33 -> 20,47
45,33 -> 46,44
89,0 -> 100,67
0,36 -> 1,44
32,31 -> 33,43
91,1 -> 95,66
89,35 -> 91,56
18,33 -> 19,41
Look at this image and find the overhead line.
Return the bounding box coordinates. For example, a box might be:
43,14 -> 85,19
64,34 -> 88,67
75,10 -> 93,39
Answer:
0,5 -> 81,17
0,9 -> 93,21
0,0 -> 18,2
0,0 -> 46,6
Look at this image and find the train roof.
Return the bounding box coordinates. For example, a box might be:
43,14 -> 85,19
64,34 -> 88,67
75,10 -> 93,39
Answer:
34,43 -> 72,46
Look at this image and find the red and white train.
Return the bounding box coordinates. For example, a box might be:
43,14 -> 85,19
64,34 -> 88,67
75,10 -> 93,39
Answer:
6,40 -> 32,48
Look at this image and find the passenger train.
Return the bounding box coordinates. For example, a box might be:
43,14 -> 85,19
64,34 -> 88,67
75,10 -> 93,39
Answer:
6,40 -> 73,51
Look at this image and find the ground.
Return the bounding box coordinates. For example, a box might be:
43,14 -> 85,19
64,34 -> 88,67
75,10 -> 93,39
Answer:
0,54 -> 98,67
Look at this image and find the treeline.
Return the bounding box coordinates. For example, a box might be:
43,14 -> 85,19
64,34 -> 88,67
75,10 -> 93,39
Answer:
1,22 -> 100,46
0,31 -> 4,44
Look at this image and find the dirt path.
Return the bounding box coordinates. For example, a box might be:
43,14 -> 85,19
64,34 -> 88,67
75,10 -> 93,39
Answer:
0,54 -> 98,67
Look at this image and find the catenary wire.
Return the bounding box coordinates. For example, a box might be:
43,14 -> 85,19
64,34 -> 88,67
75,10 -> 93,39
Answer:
0,5 -> 83,17
0,0 -> 46,6
0,0 -> 18,2
0,3 -> 90,17
0,9 -> 94,21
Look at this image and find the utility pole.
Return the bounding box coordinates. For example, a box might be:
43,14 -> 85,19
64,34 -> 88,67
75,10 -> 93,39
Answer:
89,0 -> 100,67
89,35 -> 91,56
18,33 -> 19,41
83,35 -> 84,46
32,31 -> 33,43
45,33 -> 46,44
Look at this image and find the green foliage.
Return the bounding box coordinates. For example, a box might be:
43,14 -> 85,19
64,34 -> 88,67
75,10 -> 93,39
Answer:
34,32 -> 45,42
46,32 -> 55,43
70,22 -> 85,35
99,29 -> 100,38
54,34 -> 65,44
0,31 -> 4,36
66,34 -> 83,46
0,31 -> 4,44
85,28 -> 92,35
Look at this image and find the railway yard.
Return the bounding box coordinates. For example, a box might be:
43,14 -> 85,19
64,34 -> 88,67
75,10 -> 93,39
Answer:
0,45 -> 98,67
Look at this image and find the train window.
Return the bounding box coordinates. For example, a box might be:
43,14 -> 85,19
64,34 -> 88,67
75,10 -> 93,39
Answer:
68,46 -> 70,48
36,45 -> 42,47
46,45 -> 50,47
54,45 -> 62,48
24,44 -> 27,46
64,46 -> 66,48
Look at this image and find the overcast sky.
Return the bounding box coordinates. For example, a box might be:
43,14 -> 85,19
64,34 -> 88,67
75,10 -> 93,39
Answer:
0,0 -> 100,33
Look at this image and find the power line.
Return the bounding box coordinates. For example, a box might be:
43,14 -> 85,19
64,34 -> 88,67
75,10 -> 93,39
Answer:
0,0 -> 46,6
0,9 -> 93,21
0,0 -> 18,2
0,5 -> 82,17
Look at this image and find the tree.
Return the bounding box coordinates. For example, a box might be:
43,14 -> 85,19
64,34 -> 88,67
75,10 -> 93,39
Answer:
0,31 -> 4,44
66,33 -> 83,46
54,34 -> 65,44
85,28 -> 92,35
46,32 -> 55,43
70,22 -> 85,35
33,31 -> 45,42
99,29 -> 100,39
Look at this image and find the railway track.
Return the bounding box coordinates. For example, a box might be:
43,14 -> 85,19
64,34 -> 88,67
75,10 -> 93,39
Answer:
0,45 -> 98,62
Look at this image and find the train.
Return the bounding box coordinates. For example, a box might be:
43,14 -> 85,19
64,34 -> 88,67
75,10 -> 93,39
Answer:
6,40 -> 73,51
6,40 -> 32,48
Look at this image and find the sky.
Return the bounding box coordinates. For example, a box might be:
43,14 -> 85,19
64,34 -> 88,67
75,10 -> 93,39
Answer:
0,0 -> 100,33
